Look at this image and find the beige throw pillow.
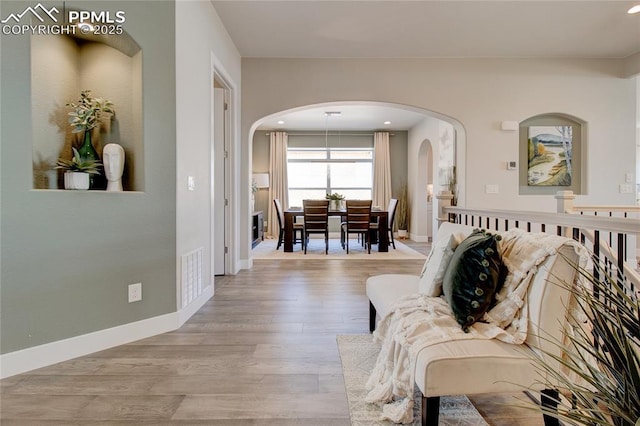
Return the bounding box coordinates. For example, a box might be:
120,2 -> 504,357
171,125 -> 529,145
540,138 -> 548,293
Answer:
418,233 -> 462,296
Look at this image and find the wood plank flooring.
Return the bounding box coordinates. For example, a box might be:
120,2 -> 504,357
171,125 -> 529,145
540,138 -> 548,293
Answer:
1,240 -> 544,425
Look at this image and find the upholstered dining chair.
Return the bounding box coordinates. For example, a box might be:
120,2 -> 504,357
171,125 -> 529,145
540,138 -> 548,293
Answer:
274,199 -> 303,250
302,199 -> 330,254
370,198 -> 398,250
341,200 -> 372,254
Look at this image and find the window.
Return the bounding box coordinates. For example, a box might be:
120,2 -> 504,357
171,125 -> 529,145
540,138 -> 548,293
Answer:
288,148 -> 373,206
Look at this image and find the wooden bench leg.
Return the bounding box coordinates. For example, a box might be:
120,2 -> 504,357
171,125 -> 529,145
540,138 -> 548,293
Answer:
369,302 -> 376,333
541,389 -> 560,426
422,395 -> 440,426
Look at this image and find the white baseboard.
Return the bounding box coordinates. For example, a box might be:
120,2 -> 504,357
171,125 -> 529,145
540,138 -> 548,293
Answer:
0,288 -> 214,379
238,258 -> 252,270
410,233 -> 431,243
178,284 -> 214,325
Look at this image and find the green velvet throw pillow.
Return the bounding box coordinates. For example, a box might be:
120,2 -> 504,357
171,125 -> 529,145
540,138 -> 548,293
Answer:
442,229 -> 503,332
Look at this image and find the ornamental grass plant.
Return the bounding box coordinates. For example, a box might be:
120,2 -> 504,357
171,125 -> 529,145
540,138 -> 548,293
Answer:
526,257 -> 639,426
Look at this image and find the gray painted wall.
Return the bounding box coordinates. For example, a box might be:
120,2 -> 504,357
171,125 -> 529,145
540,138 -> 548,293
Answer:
1,1 -> 176,354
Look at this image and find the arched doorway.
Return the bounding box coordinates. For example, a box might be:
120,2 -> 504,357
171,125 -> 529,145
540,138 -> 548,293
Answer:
246,101 -> 465,262
415,139 -> 434,242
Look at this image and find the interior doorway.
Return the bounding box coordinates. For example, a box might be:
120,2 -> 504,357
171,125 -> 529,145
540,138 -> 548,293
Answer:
246,101 -> 466,260
213,76 -> 230,275
417,139 -> 434,242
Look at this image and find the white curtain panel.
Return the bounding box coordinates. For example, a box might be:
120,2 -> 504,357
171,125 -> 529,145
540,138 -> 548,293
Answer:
372,131 -> 392,209
268,131 -> 289,237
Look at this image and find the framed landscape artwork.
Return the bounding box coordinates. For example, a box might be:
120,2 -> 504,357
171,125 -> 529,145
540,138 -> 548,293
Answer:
527,126 -> 573,186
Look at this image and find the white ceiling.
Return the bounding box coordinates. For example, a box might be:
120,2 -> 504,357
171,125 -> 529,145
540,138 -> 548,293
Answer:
212,1 -> 640,59
212,0 -> 640,130
257,103 -> 431,131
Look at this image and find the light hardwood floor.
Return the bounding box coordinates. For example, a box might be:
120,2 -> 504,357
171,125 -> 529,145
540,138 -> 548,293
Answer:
1,240 -> 544,425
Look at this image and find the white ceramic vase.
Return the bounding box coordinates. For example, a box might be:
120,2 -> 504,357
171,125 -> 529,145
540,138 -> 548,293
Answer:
64,172 -> 90,190
330,200 -> 344,210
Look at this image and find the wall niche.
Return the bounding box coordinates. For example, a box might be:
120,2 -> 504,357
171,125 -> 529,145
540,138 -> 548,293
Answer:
519,113 -> 586,196
31,27 -> 143,191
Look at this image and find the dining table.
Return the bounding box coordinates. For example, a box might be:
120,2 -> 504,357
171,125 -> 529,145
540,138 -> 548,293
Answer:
283,208 -> 389,252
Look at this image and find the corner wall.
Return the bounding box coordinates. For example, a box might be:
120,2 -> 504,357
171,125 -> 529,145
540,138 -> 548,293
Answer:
1,0 -> 177,357
175,0 -> 242,281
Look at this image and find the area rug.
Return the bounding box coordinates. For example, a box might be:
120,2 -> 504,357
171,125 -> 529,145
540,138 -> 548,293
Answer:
337,334 -> 488,426
252,238 -> 427,260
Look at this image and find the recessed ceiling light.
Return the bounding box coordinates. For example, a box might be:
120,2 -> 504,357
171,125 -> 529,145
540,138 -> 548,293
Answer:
384,121 -> 391,125
277,120 -> 285,125
628,4 -> 640,13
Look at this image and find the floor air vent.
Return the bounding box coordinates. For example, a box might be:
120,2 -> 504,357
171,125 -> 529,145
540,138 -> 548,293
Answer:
181,247 -> 203,308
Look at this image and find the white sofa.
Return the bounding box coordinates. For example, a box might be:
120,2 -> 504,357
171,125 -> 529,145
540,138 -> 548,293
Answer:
366,222 -> 580,426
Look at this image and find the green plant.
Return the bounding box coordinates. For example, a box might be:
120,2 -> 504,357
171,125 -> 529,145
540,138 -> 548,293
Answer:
56,148 -> 102,175
396,183 -> 408,229
67,90 -> 114,133
325,192 -> 345,201
526,258 -> 639,426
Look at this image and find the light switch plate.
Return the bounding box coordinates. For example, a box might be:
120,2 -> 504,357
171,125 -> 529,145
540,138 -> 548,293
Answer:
619,183 -> 633,194
188,176 -> 195,191
485,184 -> 499,194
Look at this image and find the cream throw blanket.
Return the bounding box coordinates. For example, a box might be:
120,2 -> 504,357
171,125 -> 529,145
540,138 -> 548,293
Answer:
365,228 -> 588,424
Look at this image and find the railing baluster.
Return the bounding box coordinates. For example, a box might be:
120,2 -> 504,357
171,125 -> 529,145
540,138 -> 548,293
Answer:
572,227 -> 580,241
618,233 -> 625,287
593,230 -> 600,293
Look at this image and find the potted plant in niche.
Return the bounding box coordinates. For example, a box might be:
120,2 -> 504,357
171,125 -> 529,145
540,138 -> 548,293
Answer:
56,148 -> 102,190
396,183 -> 408,238
66,90 -> 115,188
325,192 -> 345,210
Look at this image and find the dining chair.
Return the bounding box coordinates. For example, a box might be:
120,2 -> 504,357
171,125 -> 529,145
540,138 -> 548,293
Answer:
274,199 -> 303,250
341,200 -> 372,254
302,199 -> 330,254
370,198 -> 398,249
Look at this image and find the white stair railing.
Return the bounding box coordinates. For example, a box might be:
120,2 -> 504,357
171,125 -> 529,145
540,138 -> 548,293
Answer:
443,205 -> 640,298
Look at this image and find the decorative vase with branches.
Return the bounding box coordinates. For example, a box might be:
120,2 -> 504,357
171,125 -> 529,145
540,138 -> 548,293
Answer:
396,183 -> 408,237
65,90 -> 114,189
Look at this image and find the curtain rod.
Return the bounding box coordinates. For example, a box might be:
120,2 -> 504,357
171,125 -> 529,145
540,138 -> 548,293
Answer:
264,132 -> 395,136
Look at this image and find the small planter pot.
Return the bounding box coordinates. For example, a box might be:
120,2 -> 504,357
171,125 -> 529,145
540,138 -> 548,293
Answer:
330,200 -> 344,210
397,229 -> 408,239
64,172 -> 90,190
